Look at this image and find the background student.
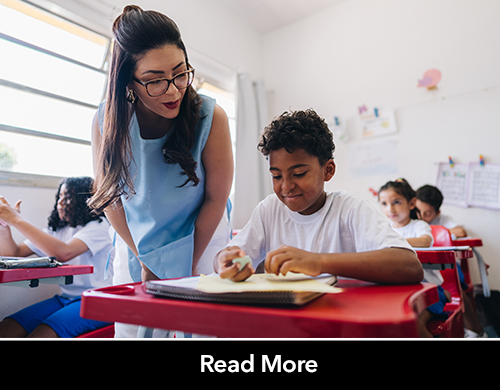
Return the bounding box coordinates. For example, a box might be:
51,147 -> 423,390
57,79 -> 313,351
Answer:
416,184 -> 486,337
378,179 -> 452,337
0,177 -> 113,338
215,109 -> 423,286
416,184 -> 467,239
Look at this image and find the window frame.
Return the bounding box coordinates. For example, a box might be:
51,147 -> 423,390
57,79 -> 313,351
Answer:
0,0 -> 111,188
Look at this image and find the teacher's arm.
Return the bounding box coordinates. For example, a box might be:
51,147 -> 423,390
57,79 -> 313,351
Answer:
193,104 -> 233,273
91,113 -> 154,279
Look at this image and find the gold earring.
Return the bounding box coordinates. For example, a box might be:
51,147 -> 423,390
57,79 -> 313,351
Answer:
127,89 -> 137,104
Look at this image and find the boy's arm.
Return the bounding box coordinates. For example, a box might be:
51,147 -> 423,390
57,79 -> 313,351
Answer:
449,226 -> 467,238
265,246 -> 423,284
214,197 -> 269,281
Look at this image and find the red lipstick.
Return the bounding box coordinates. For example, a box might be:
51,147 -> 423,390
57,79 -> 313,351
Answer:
163,100 -> 180,109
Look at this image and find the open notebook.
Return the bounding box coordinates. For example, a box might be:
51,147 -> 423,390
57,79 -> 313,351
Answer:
144,272 -> 340,306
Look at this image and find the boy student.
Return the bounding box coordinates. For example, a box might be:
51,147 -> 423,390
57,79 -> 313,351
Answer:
215,109 -> 423,285
416,184 -> 487,337
415,185 -> 467,239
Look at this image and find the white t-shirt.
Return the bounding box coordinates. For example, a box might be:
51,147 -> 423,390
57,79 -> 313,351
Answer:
391,219 -> 434,246
430,214 -> 461,240
430,214 -> 459,229
391,219 -> 442,285
229,191 -> 414,270
24,219 -> 114,298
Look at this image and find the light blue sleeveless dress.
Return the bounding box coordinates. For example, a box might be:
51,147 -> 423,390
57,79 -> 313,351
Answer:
98,95 -> 230,282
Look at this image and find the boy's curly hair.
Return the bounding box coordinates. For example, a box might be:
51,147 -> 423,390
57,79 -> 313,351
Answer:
48,177 -> 105,231
257,109 -> 335,165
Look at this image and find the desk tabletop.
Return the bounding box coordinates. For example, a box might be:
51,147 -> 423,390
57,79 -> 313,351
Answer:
415,249 -> 455,264
81,278 -> 438,338
452,237 -> 483,247
415,248 -> 473,262
0,264 -> 93,284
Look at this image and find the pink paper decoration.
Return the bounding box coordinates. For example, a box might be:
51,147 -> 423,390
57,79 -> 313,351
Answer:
418,69 -> 441,89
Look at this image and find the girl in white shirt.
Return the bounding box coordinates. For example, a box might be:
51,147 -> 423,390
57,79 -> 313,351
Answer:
0,177 -> 113,338
379,178 -> 449,338
378,179 -> 433,248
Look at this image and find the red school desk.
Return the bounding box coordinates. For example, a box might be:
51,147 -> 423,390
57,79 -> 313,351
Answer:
452,237 -> 490,297
0,265 -> 93,288
80,278 -> 438,338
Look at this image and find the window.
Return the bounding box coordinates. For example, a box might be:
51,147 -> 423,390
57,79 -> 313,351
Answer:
0,0 -> 110,178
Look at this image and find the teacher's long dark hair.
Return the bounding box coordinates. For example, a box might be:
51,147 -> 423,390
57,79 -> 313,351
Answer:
89,5 -> 202,214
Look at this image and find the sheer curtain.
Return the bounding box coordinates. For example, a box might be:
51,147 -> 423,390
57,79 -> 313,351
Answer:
232,73 -> 272,229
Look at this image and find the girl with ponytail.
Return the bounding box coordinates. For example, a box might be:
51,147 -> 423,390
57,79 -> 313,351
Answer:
378,178 -> 451,338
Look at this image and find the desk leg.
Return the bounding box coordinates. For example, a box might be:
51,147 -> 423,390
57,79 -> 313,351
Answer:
472,248 -> 490,298
137,326 -> 154,338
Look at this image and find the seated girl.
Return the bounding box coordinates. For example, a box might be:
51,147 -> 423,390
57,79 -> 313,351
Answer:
378,178 -> 450,338
0,177 -> 113,338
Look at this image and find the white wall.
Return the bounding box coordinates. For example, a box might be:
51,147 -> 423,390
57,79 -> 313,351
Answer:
262,0 -> 500,290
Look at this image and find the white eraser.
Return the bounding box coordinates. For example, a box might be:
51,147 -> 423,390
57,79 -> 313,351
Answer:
232,256 -> 251,272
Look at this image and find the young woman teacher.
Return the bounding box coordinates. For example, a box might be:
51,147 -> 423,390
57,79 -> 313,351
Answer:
89,5 -> 233,291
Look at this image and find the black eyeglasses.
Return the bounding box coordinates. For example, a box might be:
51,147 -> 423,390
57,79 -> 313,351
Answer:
133,68 -> 195,97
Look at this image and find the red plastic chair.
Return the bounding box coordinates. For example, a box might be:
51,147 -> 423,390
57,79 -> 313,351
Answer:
415,248 -> 465,337
426,265 -> 465,337
76,324 -> 114,338
430,225 -> 453,246
430,225 -> 474,299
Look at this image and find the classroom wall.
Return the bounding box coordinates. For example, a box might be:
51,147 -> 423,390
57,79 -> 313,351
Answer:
262,0 -> 500,290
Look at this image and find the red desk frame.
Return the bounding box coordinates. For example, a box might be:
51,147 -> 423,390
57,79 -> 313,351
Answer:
416,250 -> 456,270
81,279 -> 438,338
452,237 -> 490,297
0,265 -> 93,288
415,249 -> 466,337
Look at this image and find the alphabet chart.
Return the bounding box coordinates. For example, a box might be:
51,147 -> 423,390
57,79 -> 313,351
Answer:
436,162 -> 469,208
436,162 -> 500,210
467,162 -> 500,210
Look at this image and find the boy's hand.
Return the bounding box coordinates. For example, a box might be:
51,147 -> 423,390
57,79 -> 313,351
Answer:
265,245 -> 323,277
217,246 -> 254,282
